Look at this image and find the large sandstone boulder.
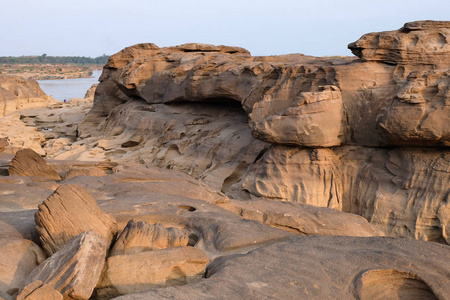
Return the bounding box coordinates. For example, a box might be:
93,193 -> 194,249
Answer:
20,231 -> 107,300
0,238 -> 46,300
35,184 -> 117,256
0,75 -> 56,117
114,235 -> 450,300
8,148 -> 60,180
72,22 -> 450,244
109,220 -> 189,256
96,246 -> 209,299
348,20 -> 450,67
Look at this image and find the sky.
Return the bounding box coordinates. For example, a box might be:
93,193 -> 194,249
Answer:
1,0 -> 449,58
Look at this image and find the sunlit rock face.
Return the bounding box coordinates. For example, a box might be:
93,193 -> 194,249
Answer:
76,21 -> 450,244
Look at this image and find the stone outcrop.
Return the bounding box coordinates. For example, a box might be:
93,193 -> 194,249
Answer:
0,75 -> 56,116
110,220 -> 189,256
0,238 -> 46,300
72,21 -> 450,245
35,184 -> 117,256
348,20 -> 450,67
114,236 -> 450,300
8,148 -> 61,180
20,231 -> 107,300
96,246 -> 209,299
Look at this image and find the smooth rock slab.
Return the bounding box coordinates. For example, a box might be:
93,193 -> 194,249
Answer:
96,246 -> 209,299
20,231 -> 107,300
35,184 -> 117,256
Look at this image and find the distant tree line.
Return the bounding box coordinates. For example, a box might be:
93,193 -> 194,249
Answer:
0,54 -> 110,65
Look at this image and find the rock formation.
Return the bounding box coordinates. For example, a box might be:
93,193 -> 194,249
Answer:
20,231 -> 107,300
8,148 -> 61,180
35,184 -> 117,256
0,238 -> 46,300
115,236 -> 450,300
96,246 -> 209,299
73,21 -> 450,244
0,20 -> 449,300
0,75 -> 56,116
109,220 -> 189,256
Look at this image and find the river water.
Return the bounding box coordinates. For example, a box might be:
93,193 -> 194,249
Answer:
37,69 -> 102,101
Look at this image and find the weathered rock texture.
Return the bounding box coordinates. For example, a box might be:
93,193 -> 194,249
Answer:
35,184 -> 117,256
20,231 -> 107,300
0,75 -> 56,116
96,246 -> 209,299
0,238 -> 46,300
348,20 -> 450,66
73,21 -> 450,244
115,236 -> 450,300
8,148 -> 61,180
109,220 -> 189,256
17,281 -> 62,300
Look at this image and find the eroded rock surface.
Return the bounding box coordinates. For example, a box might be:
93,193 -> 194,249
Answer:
0,75 -> 56,117
20,231 -> 107,300
109,220 -> 189,256
115,236 -> 450,300
8,148 -> 60,180
0,238 -> 46,300
35,184 -> 117,255
96,246 -> 209,299
348,20 -> 450,66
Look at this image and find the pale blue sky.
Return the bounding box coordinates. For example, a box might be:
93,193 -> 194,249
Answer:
1,0 -> 449,57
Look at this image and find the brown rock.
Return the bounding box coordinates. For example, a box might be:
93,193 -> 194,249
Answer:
0,137 -> 7,156
348,20 -> 450,67
109,220 -> 188,256
221,198 -> 384,237
8,148 -> 61,180
250,85 -> 344,147
96,246 -> 209,299
17,281 -> 62,300
0,238 -> 46,300
113,236 -> 450,300
0,75 -> 56,117
35,184 -> 117,256
21,231 -> 107,300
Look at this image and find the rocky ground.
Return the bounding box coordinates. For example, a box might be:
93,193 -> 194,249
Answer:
0,20 -> 449,300
0,64 -> 101,80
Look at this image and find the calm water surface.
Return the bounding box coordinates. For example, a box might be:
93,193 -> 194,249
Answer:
37,70 -> 102,101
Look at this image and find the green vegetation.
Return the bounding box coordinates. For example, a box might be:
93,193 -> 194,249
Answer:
0,54 -> 110,65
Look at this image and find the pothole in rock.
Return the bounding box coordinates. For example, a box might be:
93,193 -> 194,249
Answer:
352,269 -> 438,300
178,205 -> 197,212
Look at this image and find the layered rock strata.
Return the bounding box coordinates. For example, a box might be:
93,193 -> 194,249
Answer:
74,21 -> 450,244
0,75 -> 56,116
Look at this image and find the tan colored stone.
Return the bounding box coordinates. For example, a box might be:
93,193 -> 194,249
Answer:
113,236 -> 450,300
0,75 -> 56,117
0,238 -> 46,300
348,20 -> 450,67
21,231 -> 107,300
8,148 -> 60,180
35,184 -> 117,256
110,220 -> 188,256
96,246 -> 209,298
17,281 -> 62,300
